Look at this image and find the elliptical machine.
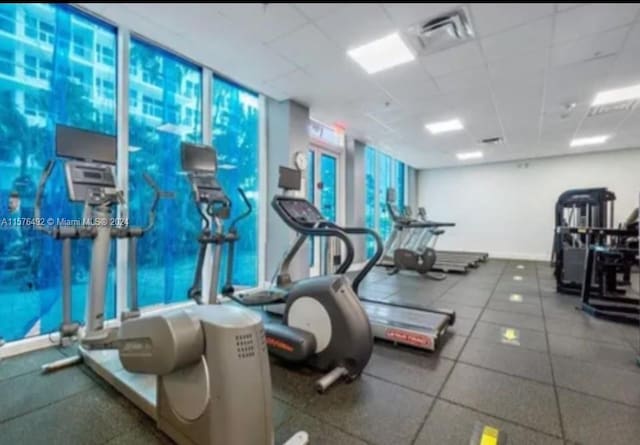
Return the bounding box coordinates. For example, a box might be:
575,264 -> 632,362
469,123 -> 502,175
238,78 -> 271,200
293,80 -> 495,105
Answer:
37,127 -> 307,445
191,161 -> 374,393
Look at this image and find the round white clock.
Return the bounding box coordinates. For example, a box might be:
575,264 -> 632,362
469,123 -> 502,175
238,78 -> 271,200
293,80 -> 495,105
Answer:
293,151 -> 308,171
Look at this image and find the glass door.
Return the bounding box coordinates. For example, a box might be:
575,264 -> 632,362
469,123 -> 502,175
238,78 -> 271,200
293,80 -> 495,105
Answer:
309,147 -> 338,276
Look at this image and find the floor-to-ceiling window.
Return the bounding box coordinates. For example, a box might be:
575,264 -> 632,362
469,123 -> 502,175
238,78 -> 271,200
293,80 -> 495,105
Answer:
364,146 -> 406,257
0,4 -> 116,341
128,38 -> 202,307
212,76 -> 259,287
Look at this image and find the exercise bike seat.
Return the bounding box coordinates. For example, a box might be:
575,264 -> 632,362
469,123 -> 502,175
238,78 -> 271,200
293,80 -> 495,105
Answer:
264,323 -> 317,363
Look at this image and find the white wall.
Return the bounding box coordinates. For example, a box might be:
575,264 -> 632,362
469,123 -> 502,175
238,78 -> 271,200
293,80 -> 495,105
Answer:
418,149 -> 640,261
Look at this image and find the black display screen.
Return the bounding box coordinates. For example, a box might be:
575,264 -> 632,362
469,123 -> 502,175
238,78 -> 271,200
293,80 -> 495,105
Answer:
83,171 -> 102,179
181,143 -> 217,172
279,198 -> 323,223
56,124 -> 117,164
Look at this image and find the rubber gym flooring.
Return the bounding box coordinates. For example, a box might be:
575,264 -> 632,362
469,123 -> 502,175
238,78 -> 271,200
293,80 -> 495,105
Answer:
1,260 -> 639,445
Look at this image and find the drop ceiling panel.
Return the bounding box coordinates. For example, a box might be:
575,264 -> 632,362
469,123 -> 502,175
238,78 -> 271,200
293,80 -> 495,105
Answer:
374,63 -> 440,103
546,56 -> 616,109
421,41 -> 485,77
434,66 -> 491,93
293,3 -> 342,20
471,3 -> 555,37
382,3 -> 461,28
481,17 -> 553,61
553,3 -> 640,44
215,3 -> 308,43
550,26 -> 630,67
268,23 -> 340,69
314,4 -> 395,49
577,112 -> 627,135
488,49 -> 548,84
605,50 -> 640,89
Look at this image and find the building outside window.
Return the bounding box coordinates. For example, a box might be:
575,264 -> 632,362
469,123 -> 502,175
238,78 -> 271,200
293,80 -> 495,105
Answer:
0,3 -> 116,342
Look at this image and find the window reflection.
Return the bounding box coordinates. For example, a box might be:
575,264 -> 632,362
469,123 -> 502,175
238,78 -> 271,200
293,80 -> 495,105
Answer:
0,4 -> 116,341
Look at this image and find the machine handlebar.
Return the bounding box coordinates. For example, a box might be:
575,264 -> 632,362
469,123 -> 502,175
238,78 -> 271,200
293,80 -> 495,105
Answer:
229,188 -> 252,231
142,173 -> 175,233
34,160 -> 56,234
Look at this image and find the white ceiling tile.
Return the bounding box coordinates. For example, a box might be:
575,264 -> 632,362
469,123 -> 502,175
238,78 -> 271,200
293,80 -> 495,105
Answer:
215,3 -> 308,43
434,66 -> 491,93
293,3 -> 342,20
553,3 -> 640,44
623,22 -> 640,50
374,63 -> 440,103
556,4 -> 583,12
488,48 -> 548,83
232,44 -> 298,84
421,41 -> 485,77
481,17 -> 553,61
577,111 -> 627,135
268,24 -> 339,69
314,4 -> 395,49
550,26 -> 629,67
545,55 -> 616,107
382,3 -> 461,28
470,3 -> 555,37
263,69 -> 313,101
605,47 -> 640,89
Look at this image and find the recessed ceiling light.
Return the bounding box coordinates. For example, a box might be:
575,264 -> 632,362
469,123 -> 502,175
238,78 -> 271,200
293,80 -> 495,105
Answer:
592,84 -> 640,106
347,32 -> 415,74
425,118 -> 463,134
456,150 -> 483,160
570,135 -> 610,147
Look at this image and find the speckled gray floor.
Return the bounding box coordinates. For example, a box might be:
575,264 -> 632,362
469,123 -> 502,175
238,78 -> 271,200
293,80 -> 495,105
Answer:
1,260 -> 639,445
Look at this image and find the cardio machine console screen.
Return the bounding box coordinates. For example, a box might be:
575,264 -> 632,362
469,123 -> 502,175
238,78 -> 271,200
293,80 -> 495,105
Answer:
65,162 -> 117,204
191,175 -> 227,204
278,197 -> 324,225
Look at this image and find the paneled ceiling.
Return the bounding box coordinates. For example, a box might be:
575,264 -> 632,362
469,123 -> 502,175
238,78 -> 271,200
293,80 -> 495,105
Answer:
78,3 -> 640,168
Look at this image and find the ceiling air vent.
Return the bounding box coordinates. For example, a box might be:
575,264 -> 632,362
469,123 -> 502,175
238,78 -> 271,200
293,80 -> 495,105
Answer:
406,8 -> 474,55
480,136 -> 503,145
587,100 -> 637,117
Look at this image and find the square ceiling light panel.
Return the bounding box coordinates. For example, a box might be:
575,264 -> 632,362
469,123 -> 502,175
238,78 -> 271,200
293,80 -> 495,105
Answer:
347,32 -> 415,74
592,84 -> 640,106
570,135 -> 610,147
456,150 -> 483,160
426,118 -> 464,134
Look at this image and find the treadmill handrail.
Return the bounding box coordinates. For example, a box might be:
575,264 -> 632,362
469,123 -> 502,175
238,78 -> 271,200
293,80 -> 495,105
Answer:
314,221 -> 357,275
271,195 -> 355,275
322,223 -> 384,294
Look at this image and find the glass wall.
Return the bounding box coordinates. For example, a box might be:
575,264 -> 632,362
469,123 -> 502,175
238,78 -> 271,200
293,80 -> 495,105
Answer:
364,146 -> 406,256
0,5 -> 263,343
212,76 -> 259,287
128,38 -> 202,307
0,4 -> 117,341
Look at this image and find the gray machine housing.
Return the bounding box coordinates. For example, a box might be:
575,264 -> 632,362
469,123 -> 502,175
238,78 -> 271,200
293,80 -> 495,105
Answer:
120,305 -> 275,445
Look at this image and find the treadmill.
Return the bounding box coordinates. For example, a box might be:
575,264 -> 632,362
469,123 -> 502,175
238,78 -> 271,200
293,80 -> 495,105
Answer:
380,201 -> 469,274
230,167 -> 455,352
416,207 -> 489,265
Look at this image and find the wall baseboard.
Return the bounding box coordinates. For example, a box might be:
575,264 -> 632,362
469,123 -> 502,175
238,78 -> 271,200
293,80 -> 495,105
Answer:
487,252 -> 550,262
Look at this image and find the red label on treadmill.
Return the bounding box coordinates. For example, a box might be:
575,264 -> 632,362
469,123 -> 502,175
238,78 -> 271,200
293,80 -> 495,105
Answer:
265,337 -> 294,352
385,329 -> 433,348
